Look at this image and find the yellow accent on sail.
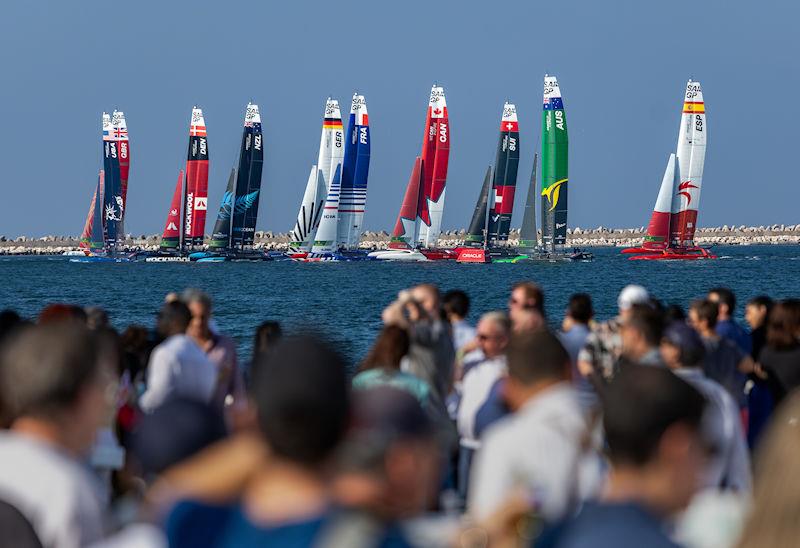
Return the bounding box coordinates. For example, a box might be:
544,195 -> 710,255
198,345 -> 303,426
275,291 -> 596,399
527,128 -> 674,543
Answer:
541,178 -> 567,212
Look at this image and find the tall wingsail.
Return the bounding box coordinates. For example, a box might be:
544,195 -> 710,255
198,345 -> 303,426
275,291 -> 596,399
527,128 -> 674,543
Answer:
89,171 -> 106,251
289,166 -> 325,250
209,168 -> 237,248
670,80 -> 706,247
161,170 -> 184,250
416,86 -> 449,248
185,107 -> 209,248
79,186 -> 97,249
465,166 -> 493,245
102,113 -> 123,249
643,154 -> 677,250
518,153 -> 539,252
312,99 -> 345,253
540,75 -> 568,251
111,110 -> 130,239
337,94 -> 370,249
230,103 -> 264,249
389,157 -> 424,249
488,102 -> 520,242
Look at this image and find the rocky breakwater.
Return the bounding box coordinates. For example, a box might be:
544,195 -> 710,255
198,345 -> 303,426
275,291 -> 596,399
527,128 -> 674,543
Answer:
1,225 -> 798,255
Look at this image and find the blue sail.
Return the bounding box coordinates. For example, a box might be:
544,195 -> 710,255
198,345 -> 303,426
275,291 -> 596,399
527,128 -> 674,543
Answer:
337,94 -> 370,249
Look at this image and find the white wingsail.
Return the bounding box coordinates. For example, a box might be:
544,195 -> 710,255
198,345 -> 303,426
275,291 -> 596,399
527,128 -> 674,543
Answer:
670,79 -> 706,247
311,99 -> 345,253
289,165 -> 325,251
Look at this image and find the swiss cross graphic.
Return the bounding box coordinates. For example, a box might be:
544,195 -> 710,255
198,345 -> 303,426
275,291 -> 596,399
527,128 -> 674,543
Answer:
494,190 -> 503,203
506,123 -> 514,130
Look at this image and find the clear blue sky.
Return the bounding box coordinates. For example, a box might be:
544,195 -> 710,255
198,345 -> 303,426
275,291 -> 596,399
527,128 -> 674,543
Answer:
0,0 -> 796,236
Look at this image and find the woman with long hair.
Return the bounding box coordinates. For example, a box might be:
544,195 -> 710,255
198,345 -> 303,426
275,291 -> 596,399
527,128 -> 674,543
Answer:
353,326 -> 430,406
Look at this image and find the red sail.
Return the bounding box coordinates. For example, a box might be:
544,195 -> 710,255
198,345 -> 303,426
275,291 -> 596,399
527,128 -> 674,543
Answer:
79,187 -> 97,249
389,157 -> 423,249
161,170 -> 184,249
418,102 -> 437,225
429,105 -> 450,211
184,108 -> 209,247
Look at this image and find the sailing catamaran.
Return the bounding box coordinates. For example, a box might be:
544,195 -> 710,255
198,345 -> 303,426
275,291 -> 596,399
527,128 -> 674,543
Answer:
370,85 -> 453,261
72,113 -> 132,262
198,103 -> 266,261
623,79 -> 714,260
456,102 -> 520,263
146,107 -> 210,261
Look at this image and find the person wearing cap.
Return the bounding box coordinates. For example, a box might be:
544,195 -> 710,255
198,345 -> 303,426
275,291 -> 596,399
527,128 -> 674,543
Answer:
330,387 -> 440,544
660,323 -> 751,492
578,285 -> 651,384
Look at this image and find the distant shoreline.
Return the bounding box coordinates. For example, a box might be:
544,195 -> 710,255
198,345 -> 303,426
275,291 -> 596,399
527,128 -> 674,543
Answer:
1,225 -> 798,255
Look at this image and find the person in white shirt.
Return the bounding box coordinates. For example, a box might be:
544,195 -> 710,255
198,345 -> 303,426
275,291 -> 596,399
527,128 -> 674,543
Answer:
469,330 -> 596,522
139,301 -> 217,413
0,323 -> 114,548
457,311 -> 511,499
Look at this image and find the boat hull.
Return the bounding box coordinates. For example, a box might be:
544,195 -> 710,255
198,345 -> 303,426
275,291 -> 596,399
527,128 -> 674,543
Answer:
624,246 -> 716,261
367,249 -> 429,262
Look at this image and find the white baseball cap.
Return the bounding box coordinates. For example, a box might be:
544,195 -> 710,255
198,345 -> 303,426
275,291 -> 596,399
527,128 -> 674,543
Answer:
618,285 -> 650,311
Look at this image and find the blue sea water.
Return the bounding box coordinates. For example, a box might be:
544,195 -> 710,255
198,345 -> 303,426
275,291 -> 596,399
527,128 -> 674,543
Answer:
1,245 -> 798,363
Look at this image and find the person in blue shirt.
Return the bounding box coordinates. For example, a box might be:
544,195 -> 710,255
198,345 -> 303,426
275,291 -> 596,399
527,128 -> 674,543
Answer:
708,287 -> 752,355
559,293 -> 595,410
537,366 -> 708,548
166,336 -> 411,548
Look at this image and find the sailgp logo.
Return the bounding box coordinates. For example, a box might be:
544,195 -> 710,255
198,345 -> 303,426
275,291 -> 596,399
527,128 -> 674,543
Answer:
541,178 -> 567,211
677,181 -> 699,205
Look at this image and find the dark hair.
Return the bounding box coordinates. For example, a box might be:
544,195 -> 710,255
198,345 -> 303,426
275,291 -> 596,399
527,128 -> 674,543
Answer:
767,300 -> 800,350
709,287 -> 736,313
157,301 -> 192,338
0,324 -> 105,421
747,295 -> 774,311
360,326 -> 410,373
512,282 -> 545,314
0,310 -> 24,348
602,365 -> 706,466
253,321 -> 282,357
251,336 -> 350,466
691,299 -> 719,329
443,290 -> 471,319
567,293 -> 593,324
663,322 -> 706,367
507,330 -> 570,385
625,303 -> 664,347
663,304 -> 686,324
85,306 -> 110,331
37,304 -> 87,325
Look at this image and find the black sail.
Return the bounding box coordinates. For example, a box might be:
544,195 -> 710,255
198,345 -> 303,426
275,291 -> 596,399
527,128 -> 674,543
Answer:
231,104 -> 264,249
518,153 -> 539,252
465,166 -> 493,245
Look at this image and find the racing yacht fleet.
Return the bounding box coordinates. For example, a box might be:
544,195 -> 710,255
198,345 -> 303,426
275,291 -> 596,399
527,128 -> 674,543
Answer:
72,78 -> 711,263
